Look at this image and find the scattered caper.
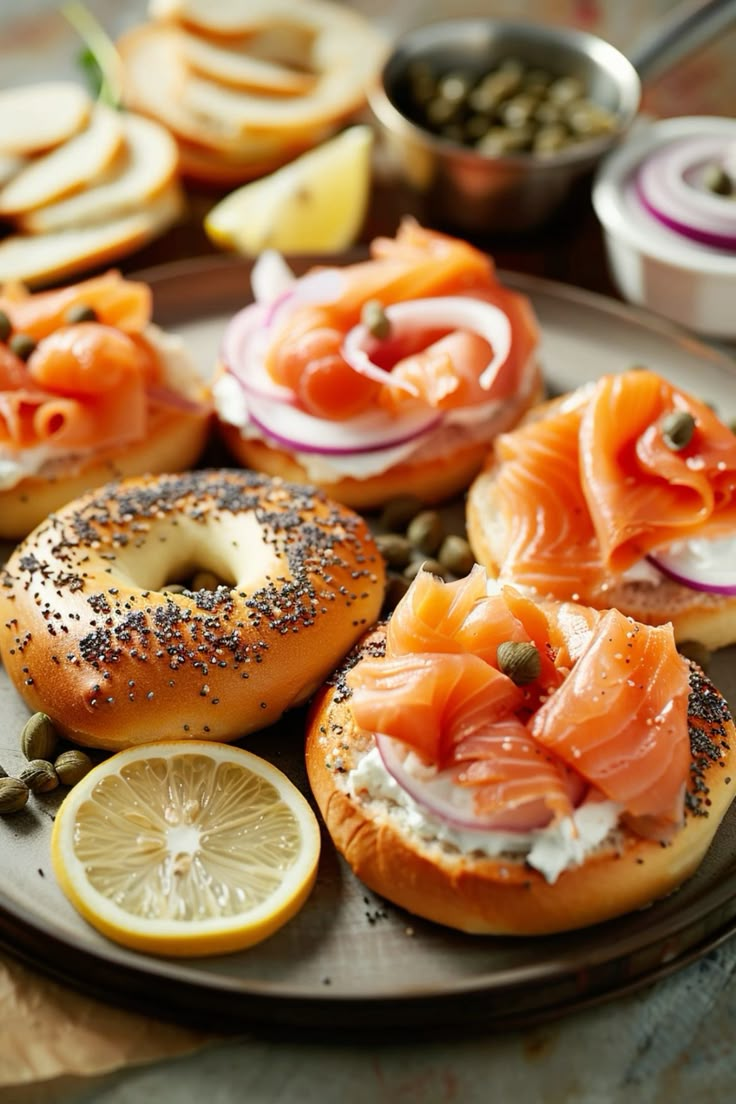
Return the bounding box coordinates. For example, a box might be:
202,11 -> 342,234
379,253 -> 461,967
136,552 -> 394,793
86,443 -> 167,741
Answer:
403,557 -> 448,582
375,533 -> 413,570
21,711 -> 58,763
379,494 -> 424,531
361,298 -> 392,340
0,778 -> 30,815
64,302 -> 98,324
0,309 -> 11,343
438,534 -> 475,576
407,510 -> 445,555
383,574 -> 411,611
678,639 -> 711,672
702,163 -> 733,197
497,640 -> 541,685
19,759 -> 59,794
191,570 -> 221,591
661,410 -> 695,451
9,332 -> 36,361
55,749 -> 94,787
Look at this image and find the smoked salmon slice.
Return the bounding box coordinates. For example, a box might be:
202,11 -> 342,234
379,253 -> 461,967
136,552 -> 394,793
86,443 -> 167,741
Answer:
483,369 -> 736,600
0,273 -> 183,457
262,219 -> 539,420
347,567 -> 694,836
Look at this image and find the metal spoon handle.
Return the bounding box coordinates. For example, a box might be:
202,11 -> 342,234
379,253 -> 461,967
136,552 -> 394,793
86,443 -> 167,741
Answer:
628,0 -> 736,82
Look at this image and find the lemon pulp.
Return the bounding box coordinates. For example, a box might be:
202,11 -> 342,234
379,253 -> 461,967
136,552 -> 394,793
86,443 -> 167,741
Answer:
51,742 -> 321,956
204,124 -> 374,256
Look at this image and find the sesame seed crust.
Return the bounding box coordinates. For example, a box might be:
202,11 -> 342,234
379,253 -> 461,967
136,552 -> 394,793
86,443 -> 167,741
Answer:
0,469 -> 385,749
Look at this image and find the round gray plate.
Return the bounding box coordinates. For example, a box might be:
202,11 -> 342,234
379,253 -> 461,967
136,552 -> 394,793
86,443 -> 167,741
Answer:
1,256 -> 736,1035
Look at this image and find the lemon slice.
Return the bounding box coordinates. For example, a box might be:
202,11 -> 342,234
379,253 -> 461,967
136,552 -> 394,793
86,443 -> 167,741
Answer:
51,741 -> 321,957
204,125 -> 373,256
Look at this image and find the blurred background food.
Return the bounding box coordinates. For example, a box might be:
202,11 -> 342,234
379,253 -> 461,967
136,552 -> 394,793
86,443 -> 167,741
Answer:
0,0 -> 734,286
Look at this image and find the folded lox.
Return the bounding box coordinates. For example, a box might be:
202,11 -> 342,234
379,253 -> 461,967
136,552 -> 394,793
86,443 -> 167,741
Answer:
467,369 -> 736,649
0,270 -> 211,538
306,566 -> 736,934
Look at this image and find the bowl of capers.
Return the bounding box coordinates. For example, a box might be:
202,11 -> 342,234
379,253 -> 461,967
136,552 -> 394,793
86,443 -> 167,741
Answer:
369,18 -> 640,233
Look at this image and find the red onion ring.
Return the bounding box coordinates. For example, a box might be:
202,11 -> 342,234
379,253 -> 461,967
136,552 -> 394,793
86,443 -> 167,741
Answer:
374,733 -> 586,834
647,538 -> 736,595
221,305 -> 297,404
342,296 -> 513,393
244,388 -> 443,456
636,137 -> 736,251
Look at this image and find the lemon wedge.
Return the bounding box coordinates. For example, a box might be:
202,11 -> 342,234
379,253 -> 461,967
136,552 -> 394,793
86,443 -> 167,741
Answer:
51,741 -> 321,957
204,124 -> 373,255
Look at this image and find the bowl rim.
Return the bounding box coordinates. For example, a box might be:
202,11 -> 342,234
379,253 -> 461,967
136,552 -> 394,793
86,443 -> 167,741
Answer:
369,16 -> 641,170
592,115 -> 736,276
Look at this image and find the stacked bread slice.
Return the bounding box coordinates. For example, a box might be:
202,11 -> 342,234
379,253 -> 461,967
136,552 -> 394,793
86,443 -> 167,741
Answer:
0,81 -> 182,287
118,0 -> 388,185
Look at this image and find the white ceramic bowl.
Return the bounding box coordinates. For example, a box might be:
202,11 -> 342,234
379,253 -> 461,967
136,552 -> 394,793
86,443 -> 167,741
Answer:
592,116 -> 736,340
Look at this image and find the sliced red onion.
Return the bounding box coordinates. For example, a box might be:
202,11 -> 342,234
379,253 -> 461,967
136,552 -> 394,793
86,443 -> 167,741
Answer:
636,137 -> 736,250
251,249 -> 296,304
262,267 -> 348,329
342,296 -> 513,393
647,535 -> 736,594
374,733 -> 585,834
221,304 -> 296,404
244,388 -> 443,456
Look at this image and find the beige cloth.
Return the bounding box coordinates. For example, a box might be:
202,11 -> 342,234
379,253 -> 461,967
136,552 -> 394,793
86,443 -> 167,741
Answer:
0,951 -> 211,1088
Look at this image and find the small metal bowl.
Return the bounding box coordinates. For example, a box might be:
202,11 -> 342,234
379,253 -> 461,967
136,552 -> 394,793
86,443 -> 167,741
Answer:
369,18 -> 641,233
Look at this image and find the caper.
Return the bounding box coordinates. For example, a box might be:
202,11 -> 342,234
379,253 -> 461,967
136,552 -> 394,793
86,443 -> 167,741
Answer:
0,309 -> 11,343
382,574 -> 411,611
191,570 -> 221,591
465,114 -> 492,142
19,759 -> 59,794
64,302 -> 98,324
534,100 -> 564,126
533,124 -> 570,154
566,100 -> 616,137
547,75 -> 585,106
497,640 -> 541,685
523,68 -> 551,92
702,163 -> 733,196
375,533 -> 413,569
661,410 -> 695,451
406,510 -> 444,555
403,557 -> 448,582
500,93 -> 539,129
55,749 -> 94,787
9,332 -> 36,361
678,639 -> 711,672
379,494 -> 424,531
426,96 -> 460,127
0,778 -> 29,815
438,535 -> 475,577
20,711 -> 58,763
441,124 -> 466,145
361,298 -> 392,340
407,61 -> 437,105
477,126 -> 531,155
438,72 -> 472,105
